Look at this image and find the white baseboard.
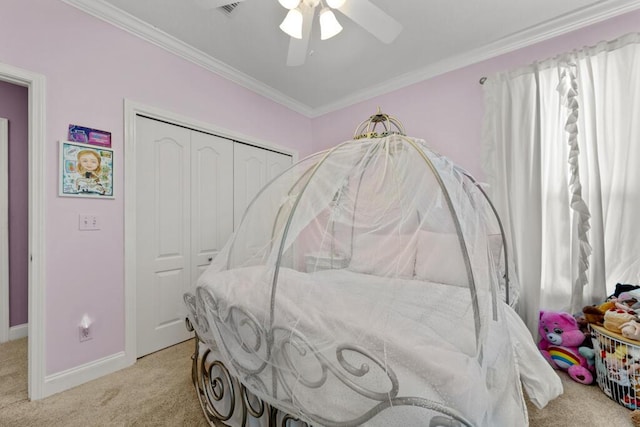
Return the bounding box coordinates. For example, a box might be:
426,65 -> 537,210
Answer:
9,323 -> 28,340
42,351 -> 131,398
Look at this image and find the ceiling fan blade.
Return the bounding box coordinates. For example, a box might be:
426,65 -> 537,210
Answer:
286,4 -> 314,66
194,0 -> 245,9
337,0 -> 402,44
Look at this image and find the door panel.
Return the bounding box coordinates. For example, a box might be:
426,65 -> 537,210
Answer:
233,143 -> 267,229
267,151 -> 293,266
233,143 -> 268,264
267,151 -> 292,181
136,116 -> 192,357
155,269 -> 185,327
157,140 -> 187,257
233,145 -> 292,264
190,131 -> 233,285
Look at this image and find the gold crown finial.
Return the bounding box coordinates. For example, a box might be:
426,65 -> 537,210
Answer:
353,108 -> 405,139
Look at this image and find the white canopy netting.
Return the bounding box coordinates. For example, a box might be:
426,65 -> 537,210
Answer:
185,112 -> 529,426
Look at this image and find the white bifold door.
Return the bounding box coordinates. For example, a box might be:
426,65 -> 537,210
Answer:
234,143 -> 292,261
233,142 -> 292,226
136,116 -> 233,357
135,116 -> 292,357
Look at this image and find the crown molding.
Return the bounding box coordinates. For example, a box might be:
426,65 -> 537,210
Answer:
309,0 -> 640,117
63,0 -> 640,118
61,0 -> 315,117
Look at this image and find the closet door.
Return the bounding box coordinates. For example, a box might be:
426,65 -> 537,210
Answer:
136,116 -> 192,357
233,143 -> 268,265
190,131 -> 233,283
233,144 -> 292,262
234,144 -> 292,228
268,151 -> 292,181
233,143 -> 267,229
136,116 -> 233,357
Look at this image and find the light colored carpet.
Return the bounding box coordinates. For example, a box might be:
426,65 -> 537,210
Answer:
0,338 -> 207,427
526,370 -> 633,427
0,337 -> 634,426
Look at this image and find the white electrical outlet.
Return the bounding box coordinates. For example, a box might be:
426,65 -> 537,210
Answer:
78,214 -> 100,231
79,325 -> 93,342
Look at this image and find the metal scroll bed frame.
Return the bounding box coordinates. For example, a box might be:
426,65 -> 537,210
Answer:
183,110 -> 513,427
184,302 -> 474,427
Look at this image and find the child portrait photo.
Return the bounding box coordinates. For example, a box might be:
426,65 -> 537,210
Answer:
59,141 -> 114,198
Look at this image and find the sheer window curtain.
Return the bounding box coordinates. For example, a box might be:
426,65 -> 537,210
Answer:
482,33 -> 640,335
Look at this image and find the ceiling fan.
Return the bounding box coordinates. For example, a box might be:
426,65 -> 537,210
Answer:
196,0 -> 403,67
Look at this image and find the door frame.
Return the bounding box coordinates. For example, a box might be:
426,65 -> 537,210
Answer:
123,100 -> 296,363
0,62 -> 46,400
0,118 -> 8,343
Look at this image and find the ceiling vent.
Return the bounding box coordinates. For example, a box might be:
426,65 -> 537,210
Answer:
219,2 -> 241,16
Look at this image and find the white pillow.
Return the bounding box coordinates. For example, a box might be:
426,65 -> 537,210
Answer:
349,233 -> 416,278
415,230 -> 469,286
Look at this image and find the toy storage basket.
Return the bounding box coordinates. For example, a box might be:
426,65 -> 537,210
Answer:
590,324 -> 640,409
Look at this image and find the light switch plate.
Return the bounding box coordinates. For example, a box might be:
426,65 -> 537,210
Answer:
79,214 -> 100,231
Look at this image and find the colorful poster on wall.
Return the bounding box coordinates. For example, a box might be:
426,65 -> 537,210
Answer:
68,124 -> 111,148
59,141 -> 114,199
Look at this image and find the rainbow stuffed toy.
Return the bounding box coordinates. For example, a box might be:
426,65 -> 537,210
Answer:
538,310 -> 594,384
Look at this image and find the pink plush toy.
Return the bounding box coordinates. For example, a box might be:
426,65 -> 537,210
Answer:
538,310 -> 594,384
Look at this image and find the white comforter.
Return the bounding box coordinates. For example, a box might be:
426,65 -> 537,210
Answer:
192,266 -> 561,426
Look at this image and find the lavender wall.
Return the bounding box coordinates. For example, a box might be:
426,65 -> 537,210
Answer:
0,0 -> 312,375
2,0 -> 640,383
312,9 -> 640,180
0,81 -> 28,327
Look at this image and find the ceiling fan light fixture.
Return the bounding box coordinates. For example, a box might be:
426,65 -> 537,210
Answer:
278,0 -> 301,9
319,8 -> 342,40
280,8 -> 304,39
326,0 -> 346,8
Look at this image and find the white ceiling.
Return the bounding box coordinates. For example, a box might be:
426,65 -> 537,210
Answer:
65,0 -> 640,116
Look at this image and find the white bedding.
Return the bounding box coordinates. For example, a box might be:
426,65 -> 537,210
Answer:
192,265 -> 561,426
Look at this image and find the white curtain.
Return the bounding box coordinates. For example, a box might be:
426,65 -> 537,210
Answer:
482,33 -> 640,334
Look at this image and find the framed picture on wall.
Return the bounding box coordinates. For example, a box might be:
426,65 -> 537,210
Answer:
59,140 -> 114,199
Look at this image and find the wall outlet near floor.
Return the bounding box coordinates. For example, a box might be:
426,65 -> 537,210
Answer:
79,314 -> 93,342
79,325 -> 93,342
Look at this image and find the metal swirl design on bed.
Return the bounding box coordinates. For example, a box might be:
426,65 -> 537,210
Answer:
184,290 -> 472,427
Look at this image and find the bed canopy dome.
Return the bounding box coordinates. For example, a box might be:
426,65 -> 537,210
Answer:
185,110 -> 523,426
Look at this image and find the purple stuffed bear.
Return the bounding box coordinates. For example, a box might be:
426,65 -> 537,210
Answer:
538,310 -> 594,384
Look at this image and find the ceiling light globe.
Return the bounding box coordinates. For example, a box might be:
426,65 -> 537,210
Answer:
326,0 -> 346,8
279,8 -> 303,39
278,0 -> 301,9
319,8 -> 342,40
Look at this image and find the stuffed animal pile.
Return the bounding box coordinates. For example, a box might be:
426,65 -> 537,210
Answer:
589,322 -> 640,409
579,283 -> 640,414
581,284 -> 640,340
538,310 -> 594,384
